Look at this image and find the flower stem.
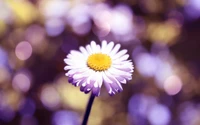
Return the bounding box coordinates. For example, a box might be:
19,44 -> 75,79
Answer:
82,94 -> 95,125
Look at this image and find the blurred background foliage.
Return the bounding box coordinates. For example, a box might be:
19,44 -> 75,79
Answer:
0,0 -> 200,125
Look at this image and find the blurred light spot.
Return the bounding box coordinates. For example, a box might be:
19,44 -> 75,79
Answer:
132,45 -> 147,58
0,92 -> 16,122
25,25 -> 47,54
179,102 -> 200,125
93,22 -> 110,37
56,76 -> 89,110
147,104 -> 171,125
5,90 -> 22,111
151,43 -> 170,55
128,94 -> 157,116
168,10 -> 184,25
25,25 -> 45,46
147,20 -> 180,45
111,5 -> 133,36
92,4 -> 135,41
154,60 -> 173,88
0,20 -> 7,37
15,41 -> 32,60
0,66 -> 10,83
52,110 -> 79,125
128,94 -> 157,125
19,98 -> 35,116
0,46 -> 8,66
66,4 -> 91,35
21,115 -> 38,125
164,75 -> 182,95
7,0 -> 38,25
185,0 -> 200,19
176,0 -> 186,6
91,4 -> 111,37
134,53 -> 158,77
40,85 -> 60,109
0,106 -> 15,122
140,0 -> 163,14
111,5 -> 135,42
0,1 -> 13,23
12,71 -> 31,93
88,99 -> 114,125
72,20 -> 91,35
40,0 -> 70,19
45,18 -> 65,36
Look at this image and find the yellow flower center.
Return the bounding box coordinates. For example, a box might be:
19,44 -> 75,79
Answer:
87,53 -> 112,71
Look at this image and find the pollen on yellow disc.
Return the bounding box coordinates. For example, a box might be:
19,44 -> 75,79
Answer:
87,53 -> 112,71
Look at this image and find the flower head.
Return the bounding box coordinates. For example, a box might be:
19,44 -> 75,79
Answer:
64,40 -> 134,96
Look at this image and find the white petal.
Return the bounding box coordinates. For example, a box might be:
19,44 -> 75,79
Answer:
95,72 -> 103,88
64,65 -> 81,70
112,60 -> 134,73
86,44 -> 93,54
76,78 -> 86,86
64,58 -> 76,65
72,68 -> 91,80
70,50 -> 84,58
104,71 -> 123,92
112,64 -> 133,72
102,71 -> 113,83
86,71 -> 96,84
109,44 -> 121,57
66,54 -> 73,59
79,46 -> 89,57
119,54 -> 129,61
90,41 -> 97,53
112,49 -> 127,60
107,69 -> 127,84
64,58 -> 86,66
96,45 -> 101,53
104,42 -> 114,54
108,67 -> 132,80
101,40 -> 107,52
102,72 -> 113,94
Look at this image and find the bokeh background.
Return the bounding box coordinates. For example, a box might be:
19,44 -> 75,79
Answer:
0,0 -> 200,125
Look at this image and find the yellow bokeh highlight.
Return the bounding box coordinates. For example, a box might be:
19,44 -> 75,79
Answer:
147,20 -> 180,45
56,76 -> 89,110
144,0 -> 163,13
0,20 -> 7,37
56,76 -> 115,125
88,99 -> 115,125
5,89 -> 22,111
6,0 -> 38,25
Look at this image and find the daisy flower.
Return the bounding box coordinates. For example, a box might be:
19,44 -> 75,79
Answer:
64,40 -> 134,96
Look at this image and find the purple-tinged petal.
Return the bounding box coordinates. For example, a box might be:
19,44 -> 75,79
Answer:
84,84 -> 93,94
112,64 -> 133,72
92,86 -> 100,96
68,77 -> 73,83
102,72 -> 114,94
105,71 -> 123,92
80,82 -> 87,92
109,91 -> 116,96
